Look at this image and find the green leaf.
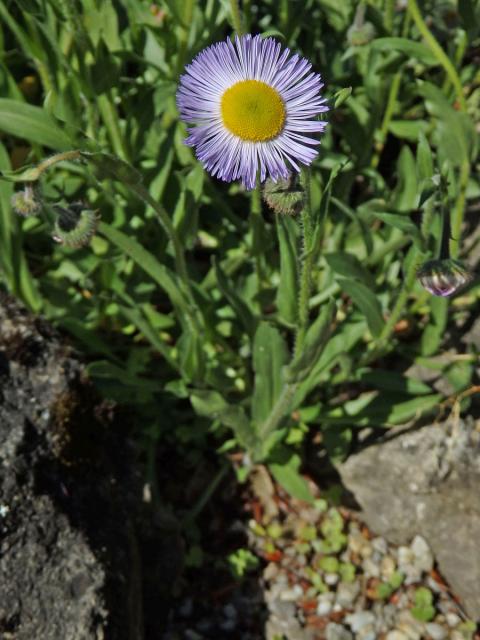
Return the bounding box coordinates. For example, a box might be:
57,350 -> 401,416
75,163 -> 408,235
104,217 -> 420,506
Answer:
333,86 -> 352,108
190,390 -> 229,418
338,279 -> 385,337
416,132 -> 434,182
325,252 -> 375,287
252,322 -> 289,425
371,38 -> 438,66
81,151 -> 142,185
391,146 -> 418,212
177,330 -> 205,383
0,99 -> 71,150
421,296 -> 448,356
323,425 -> 352,463
388,120 -> 429,142
357,370 -> 432,395
275,215 -> 298,324
286,299 -> 336,382
214,257 -> 257,337
98,221 -> 189,313
322,392 -> 442,427
269,454 -> 314,503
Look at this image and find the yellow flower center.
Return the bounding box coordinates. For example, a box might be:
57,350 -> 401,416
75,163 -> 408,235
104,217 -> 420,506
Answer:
220,80 -> 286,142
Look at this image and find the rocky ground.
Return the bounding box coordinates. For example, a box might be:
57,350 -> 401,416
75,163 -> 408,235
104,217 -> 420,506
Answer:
162,464 -> 479,640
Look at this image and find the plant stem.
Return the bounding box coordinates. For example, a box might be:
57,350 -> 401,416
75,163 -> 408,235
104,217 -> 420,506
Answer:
229,0 -> 244,35
257,382 -> 298,443
295,168 -> 314,354
175,0 -> 195,76
407,0 -> 466,112
450,159 -> 469,258
384,0 -> 395,32
250,177 -> 265,290
408,0 -> 470,259
128,181 -> 191,293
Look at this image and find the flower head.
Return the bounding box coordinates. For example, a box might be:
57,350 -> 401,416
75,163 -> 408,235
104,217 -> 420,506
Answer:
417,259 -> 474,297
177,35 -> 328,190
11,185 -> 42,217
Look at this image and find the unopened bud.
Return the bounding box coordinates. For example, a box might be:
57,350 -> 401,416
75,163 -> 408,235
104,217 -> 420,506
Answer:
417,259 -> 474,297
263,176 -> 304,216
52,202 -> 98,248
347,21 -> 376,46
11,185 -> 42,217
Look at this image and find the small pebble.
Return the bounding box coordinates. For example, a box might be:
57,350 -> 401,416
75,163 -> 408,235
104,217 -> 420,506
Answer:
362,557 -> 380,578
317,598 -> 333,616
345,611 -> 375,633
279,585 -> 303,601
446,612 -> 461,627
371,536 -> 388,555
381,555 -> 396,580
336,581 -> 360,608
325,572 -> 339,586
325,622 -> 353,640
386,632 -> 409,640
424,622 -> 448,640
410,535 -> 434,573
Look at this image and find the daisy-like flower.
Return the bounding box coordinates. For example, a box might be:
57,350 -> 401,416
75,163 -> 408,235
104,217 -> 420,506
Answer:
177,34 -> 328,190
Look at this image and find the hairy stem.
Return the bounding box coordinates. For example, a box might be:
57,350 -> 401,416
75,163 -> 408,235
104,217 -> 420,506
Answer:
229,0 -> 244,36
295,168 -> 314,354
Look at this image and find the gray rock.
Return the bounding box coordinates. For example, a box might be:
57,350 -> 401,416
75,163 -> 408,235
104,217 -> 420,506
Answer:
345,611 -> 375,633
325,622 -> 353,640
424,622 -> 448,640
337,420 -> 480,620
335,581 -> 360,608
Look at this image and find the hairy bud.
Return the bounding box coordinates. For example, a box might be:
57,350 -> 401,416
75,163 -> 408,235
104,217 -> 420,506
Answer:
52,202 -> 98,248
417,259 -> 474,297
347,21 -> 376,46
11,185 -> 42,217
263,176 -> 304,216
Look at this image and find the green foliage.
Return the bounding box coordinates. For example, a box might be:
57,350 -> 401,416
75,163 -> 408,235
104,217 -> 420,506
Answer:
227,548 -> 259,579
0,0 -> 478,504
411,586 -> 436,622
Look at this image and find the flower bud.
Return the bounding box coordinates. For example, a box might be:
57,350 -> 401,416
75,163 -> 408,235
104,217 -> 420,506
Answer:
11,185 -> 42,217
347,21 -> 376,46
417,259 -> 474,297
52,202 -> 98,248
263,176 -> 304,216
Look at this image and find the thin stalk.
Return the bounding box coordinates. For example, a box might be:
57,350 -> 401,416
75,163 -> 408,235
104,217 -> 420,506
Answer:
384,0 -> 395,32
97,93 -> 130,162
371,13 -> 410,168
128,182 -> 191,293
229,0 -> 244,36
450,159 -> 469,258
407,0 -> 466,111
295,168 -> 314,354
250,177 -> 265,289
257,382 -> 298,443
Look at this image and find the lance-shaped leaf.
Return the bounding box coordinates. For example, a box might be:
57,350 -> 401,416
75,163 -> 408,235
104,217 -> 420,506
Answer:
285,299 -> 336,383
252,323 -> 289,425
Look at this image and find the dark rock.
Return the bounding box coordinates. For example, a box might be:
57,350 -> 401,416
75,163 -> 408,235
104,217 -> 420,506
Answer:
336,420 -> 480,620
0,293 -> 183,639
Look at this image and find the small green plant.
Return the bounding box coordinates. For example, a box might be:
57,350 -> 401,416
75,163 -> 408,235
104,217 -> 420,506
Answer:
411,586 -> 436,622
227,548 -> 260,579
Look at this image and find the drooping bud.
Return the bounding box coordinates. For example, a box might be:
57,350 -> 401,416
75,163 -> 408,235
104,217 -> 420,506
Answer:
11,185 -> 42,217
417,259 -> 474,297
263,175 -> 304,216
52,202 -> 98,248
